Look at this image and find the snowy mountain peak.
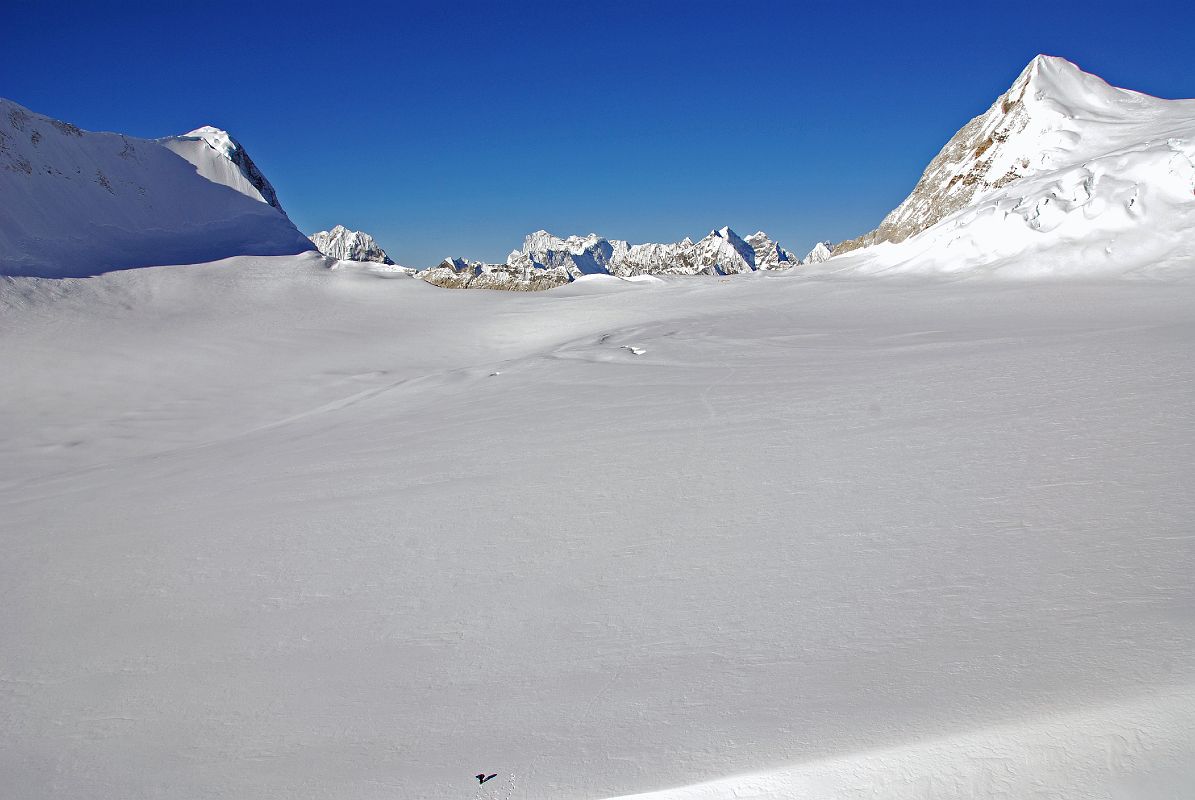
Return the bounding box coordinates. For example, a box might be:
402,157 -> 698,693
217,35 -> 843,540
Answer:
520,230 -> 607,258
309,225 -> 394,264
833,54 -> 1194,256
826,55 -> 1195,277
802,241 -> 834,264
1015,54 -> 1110,102
688,227 -> 755,274
166,125 -> 283,211
745,231 -> 800,270
183,125 -> 236,151
0,97 -> 313,277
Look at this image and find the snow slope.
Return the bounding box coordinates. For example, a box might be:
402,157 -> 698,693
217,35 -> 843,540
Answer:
0,98 -> 314,277
2,255 -> 1193,799
827,56 -> 1195,277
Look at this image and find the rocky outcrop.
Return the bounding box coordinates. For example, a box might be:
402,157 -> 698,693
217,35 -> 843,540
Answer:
419,257 -> 571,291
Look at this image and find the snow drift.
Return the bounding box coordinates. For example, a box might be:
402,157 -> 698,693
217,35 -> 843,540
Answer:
0,98 -> 314,277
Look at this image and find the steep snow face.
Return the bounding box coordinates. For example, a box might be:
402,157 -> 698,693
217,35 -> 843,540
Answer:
0,98 -> 314,277
309,225 -> 394,265
423,227 -> 800,289
161,126 -> 284,211
802,241 -> 834,264
835,55 -> 1195,255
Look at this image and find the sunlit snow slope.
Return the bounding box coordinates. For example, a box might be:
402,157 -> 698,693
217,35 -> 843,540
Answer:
0,99 -> 314,277
828,55 -> 1195,277
2,257 -> 1193,799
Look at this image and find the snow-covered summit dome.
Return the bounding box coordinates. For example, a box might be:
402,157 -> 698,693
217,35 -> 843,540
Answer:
163,125 -> 283,211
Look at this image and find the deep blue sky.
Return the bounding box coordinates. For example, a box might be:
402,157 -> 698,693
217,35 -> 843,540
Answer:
6,1 -> 1194,266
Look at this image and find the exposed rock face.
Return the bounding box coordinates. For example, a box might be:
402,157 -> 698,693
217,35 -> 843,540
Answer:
309,225 -> 394,264
833,55 -> 1109,256
420,226 -> 805,290
615,239 -> 692,276
418,257 -> 571,291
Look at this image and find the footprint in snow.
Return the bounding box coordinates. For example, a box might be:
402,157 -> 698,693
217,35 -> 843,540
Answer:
621,346 -> 646,356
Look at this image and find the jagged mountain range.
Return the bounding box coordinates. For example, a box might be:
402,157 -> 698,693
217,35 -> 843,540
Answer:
4,53 -> 1193,284
419,227 -> 827,290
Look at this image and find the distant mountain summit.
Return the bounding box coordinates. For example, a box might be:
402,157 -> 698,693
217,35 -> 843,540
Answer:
420,227 -> 809,290
746,231 -> 801,271
310,225 -> 394,264
802,241 -> 834,264
0,98 -> 314,277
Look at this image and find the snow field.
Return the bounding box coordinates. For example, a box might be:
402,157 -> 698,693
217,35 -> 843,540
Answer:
2,258 -> 1193,798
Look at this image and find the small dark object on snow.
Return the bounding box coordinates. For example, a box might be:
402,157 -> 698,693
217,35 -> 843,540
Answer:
476,773 -> 497,784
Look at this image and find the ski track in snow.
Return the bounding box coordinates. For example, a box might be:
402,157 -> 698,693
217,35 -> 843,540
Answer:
2,256 -> 1194,799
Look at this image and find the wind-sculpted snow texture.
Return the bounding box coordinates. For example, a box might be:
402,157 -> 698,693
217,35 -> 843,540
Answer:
830,55 -> 1195,277
0,99 -> 314,277
309,225 -> 395,264
419,227 -> 801,289
2,254 -> 1195,800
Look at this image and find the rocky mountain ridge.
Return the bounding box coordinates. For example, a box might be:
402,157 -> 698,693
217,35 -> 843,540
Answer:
419,227 -> 824,290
